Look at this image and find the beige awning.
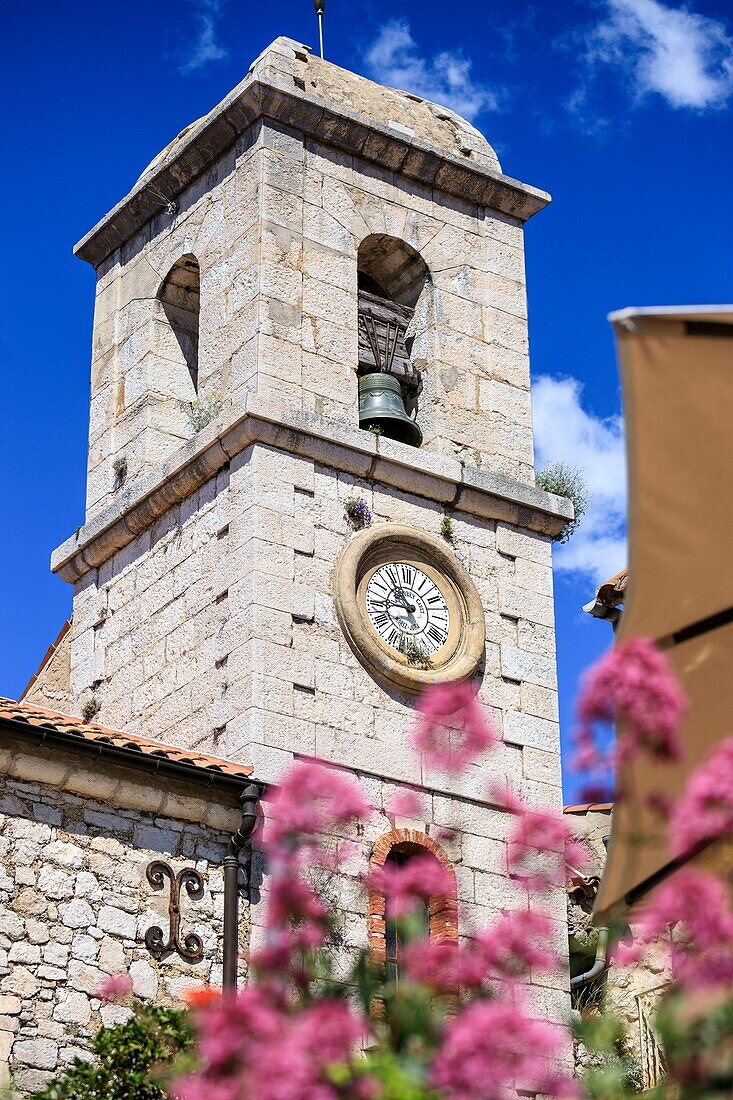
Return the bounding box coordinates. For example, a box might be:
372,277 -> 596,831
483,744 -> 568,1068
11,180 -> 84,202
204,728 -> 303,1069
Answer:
594,307 -> 733,922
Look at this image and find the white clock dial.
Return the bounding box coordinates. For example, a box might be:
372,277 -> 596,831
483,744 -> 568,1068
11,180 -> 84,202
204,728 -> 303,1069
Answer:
365,562 -> 450,656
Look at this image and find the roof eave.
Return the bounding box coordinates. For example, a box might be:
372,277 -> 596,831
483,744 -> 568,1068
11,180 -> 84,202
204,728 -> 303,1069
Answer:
0,713 -> 262,796
74,77 -> 550,270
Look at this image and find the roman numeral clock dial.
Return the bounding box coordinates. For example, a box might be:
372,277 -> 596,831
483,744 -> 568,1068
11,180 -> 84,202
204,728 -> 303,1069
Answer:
333,524 -> 485,694
366,563 -> 449,658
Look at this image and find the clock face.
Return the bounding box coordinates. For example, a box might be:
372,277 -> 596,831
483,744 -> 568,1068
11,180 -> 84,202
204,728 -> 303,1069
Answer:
365,562 -> 450,656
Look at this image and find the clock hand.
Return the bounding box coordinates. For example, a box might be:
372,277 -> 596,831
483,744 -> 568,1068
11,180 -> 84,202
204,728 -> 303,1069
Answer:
389,588 -> 416,613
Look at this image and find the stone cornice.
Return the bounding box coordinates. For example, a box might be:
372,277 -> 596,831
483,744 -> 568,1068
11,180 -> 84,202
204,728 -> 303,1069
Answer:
74,66 -> 550,269
51,399 -> 572,584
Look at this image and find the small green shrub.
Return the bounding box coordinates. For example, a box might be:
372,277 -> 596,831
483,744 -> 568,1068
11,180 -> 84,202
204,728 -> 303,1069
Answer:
31,1005 -> 193,1100
440,515 -> 454,542
186,395 -> 223,434
535,462 -> 590,544
81,696 -> 101,723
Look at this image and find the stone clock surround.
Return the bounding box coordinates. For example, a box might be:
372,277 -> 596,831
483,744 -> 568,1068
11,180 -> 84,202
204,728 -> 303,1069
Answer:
333,523 -> 486,693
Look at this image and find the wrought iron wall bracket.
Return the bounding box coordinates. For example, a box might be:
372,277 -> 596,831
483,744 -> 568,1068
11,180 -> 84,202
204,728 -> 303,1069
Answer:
144,860 -> 205,962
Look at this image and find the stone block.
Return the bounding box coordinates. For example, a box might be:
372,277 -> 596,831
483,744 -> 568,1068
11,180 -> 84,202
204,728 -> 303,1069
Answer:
53,992 -> 92,1025
8,943 -> 41,965
520,683 -> 560,723
431,796 -> 510,842
503,710 -> 558,752
13,1037 -> 58,1070
498,583 -> 554,628
67,960 -> 105,995
523,747 -> 562,787
97,905 -> 137,939
37,867 -> 74,901
61,900 -> 96,929
500,645 -> 557,690
45,841 -> 85,870
129,959 -> 159,999
460,834 -> 507,875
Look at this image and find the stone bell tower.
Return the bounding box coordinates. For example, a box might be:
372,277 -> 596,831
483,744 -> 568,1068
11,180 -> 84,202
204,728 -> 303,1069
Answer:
52,35 -> 572,1033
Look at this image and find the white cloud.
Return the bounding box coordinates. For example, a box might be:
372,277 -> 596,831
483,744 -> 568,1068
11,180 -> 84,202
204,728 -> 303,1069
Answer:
181,0 -> 228,75
365,21 -> 500,122
532,376 -> 627,585
585,0 -> 733,109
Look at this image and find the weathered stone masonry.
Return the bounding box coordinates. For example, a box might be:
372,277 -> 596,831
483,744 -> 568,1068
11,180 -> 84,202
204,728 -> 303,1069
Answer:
15,32 -> 577,1086
0,707 -> 259,1095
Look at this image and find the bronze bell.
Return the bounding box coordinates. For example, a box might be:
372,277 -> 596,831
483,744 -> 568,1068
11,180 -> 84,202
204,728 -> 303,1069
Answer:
358,373 -> 423,448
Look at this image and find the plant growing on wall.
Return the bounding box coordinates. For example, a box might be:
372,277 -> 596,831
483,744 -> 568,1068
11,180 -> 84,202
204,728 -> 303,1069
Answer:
186,395 -> 223,435
397,632 -> 431,667
113,455 -> 128,489
440,515 -> 454,542
81,695 -> 101,722
344,497 -> 372,529
536,462 -> 589,543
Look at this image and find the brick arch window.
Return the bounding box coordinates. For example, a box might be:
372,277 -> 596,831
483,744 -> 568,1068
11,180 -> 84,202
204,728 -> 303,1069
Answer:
369,829 -> 458,979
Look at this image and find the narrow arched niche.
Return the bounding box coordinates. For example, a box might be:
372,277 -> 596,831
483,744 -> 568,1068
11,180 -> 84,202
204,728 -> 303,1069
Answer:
158,255 -> 200,393
357,236 -> 433,445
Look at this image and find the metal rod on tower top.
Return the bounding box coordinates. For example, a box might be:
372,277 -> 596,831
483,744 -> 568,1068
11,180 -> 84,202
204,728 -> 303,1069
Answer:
313,0 -> 325,58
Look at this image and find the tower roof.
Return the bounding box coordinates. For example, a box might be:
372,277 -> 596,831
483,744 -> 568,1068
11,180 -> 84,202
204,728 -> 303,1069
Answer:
75,37 -> 549,268
139,36 -> 502,185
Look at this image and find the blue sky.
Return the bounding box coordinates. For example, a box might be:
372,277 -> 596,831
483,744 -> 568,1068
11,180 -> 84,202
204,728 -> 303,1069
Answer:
2,0 -> 732,797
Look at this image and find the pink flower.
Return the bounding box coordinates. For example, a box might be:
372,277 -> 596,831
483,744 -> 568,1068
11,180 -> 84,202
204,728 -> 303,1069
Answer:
371,852 -> 454,916
175,992 -> 364,1100
403,911 -> 558,993
266,759 -> 370,853
258,760 -> 370,978
412,681 -> 498,773
672,737 -> 733,856
430,1000 -> 575,1099
96,973 -> 133,1002
576,636 -> 686,768
614,868 -> 733,991
402,940 -> 462,991
474,910 -> 559,978
506,800 -> 587,891
385,789 -> 428,819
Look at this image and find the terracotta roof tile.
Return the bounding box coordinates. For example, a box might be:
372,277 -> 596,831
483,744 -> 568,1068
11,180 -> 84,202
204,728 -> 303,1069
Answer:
563,802 -> 614,815
596,568 -> 628,608
0,697 -> 254,783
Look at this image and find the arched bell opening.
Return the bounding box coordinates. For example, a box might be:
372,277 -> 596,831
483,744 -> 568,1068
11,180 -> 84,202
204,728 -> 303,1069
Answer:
356,235 -> 431,448
158,255 -> 200,394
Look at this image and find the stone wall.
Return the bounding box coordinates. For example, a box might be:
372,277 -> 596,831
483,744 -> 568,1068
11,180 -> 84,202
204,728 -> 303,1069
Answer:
567,807 -> 671,1085
69,440 -> 560,806
64,435 -> 571,1055
0,747 -> 249,1096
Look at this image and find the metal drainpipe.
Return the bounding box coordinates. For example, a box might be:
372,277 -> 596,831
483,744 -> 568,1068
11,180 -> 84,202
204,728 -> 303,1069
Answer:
223,782 -> 261,992
571,926 -> 610,989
